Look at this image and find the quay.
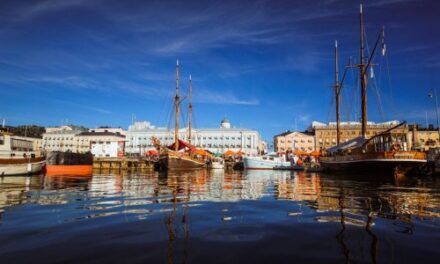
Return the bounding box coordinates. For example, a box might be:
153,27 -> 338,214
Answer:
93,157 -> 156,171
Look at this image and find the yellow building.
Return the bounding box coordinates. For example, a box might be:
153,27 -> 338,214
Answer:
311,121 -> 410,151
274,131 -> 315,153
408,125 -> 439,151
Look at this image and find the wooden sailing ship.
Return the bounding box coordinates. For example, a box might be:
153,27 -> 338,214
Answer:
157,61 -> 206,170
319,4 -> 426,175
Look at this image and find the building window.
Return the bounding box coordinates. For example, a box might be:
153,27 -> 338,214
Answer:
0,135 -> 4,145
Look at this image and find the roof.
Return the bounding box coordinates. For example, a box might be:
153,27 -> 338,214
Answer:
127,127 -> 256,133
274,130 -> 293,137
326,136 -> 368,154
274,130 -> 313,138
78,132 -> 125,137
221,118 -> 230,123
311,120 -> 401,128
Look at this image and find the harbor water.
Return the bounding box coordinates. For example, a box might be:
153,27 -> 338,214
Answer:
0,170 -> 439,263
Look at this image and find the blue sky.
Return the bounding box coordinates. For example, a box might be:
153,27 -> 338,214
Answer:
0,0 -> 439,141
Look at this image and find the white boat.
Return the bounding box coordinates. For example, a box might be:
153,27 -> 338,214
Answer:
0,157 -> 45,176
243,153 -> 291,170
211,157 -> 224,169
0,131 -> 45,176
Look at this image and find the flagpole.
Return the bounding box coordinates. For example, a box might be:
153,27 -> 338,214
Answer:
434,88 -> 440,143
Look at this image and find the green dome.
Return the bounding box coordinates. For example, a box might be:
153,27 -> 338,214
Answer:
221,118 -> 230,123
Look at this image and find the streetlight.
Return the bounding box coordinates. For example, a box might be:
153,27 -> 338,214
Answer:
428,88 -> 440,146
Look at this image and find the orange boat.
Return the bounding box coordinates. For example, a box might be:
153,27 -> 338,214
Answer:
45,151 -> 93,176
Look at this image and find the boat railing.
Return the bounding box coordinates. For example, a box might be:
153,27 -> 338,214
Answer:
322,151 -> 426,162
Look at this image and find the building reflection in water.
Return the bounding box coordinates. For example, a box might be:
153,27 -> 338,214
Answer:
0,169 -> 439,263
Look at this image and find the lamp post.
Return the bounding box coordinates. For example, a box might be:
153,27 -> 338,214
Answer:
429,88 -> 440,145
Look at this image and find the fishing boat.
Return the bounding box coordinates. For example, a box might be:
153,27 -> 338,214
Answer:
320,5 -> 426,175
0,131 -> 45,176
157,61 -> 206,170
45,151 -> 93,175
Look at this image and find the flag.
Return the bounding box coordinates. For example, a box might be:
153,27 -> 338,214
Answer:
381,43 -> 386,56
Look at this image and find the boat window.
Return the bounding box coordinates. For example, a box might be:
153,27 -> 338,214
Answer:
269,157 -> 274,161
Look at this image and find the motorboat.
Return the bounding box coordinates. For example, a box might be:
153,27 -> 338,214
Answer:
243,153 -> 291,170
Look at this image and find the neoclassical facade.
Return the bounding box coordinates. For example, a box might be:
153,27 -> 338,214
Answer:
126,119 -> 262,155
274,131 -> 315,153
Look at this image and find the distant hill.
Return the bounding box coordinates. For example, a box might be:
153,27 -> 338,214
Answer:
0,125 -> 46,138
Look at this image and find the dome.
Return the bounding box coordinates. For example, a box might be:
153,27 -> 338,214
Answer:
220,118 -> 231,128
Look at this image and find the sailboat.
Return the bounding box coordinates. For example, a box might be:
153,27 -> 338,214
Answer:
157,61 -> 206,170
319,4 -> 426,175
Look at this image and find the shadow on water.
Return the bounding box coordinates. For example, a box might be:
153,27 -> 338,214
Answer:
0,170 -> 439,263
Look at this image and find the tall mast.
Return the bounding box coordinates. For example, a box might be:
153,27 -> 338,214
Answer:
335,40 -> 341,145
175,60 -> 180,151
359,4 -> 368,138
188,75 -> 193,144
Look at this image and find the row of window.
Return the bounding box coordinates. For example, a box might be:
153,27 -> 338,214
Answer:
130,136 -> 250,141
127,143 -> 250,148
279,147 -> 313,151
318,131 -> 379,136
279,139 -> 313,143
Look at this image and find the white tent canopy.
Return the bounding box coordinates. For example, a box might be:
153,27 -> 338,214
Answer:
326,136 -> 368,154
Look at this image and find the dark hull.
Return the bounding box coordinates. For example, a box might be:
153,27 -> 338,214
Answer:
46,151 -> 93,165
320,159 -> 426,175
158,154 -> 205,170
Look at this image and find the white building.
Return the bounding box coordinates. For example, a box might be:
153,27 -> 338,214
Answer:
91,142 -> 124,158
42,129 -> 84,153
78,131 -> 125,156
126,118 -> 261,156
42,126 -> 125,155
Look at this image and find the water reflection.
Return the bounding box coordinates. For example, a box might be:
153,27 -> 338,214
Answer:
0,170 -> 439,263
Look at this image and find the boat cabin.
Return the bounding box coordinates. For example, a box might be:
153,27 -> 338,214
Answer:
368,131 -> 409,153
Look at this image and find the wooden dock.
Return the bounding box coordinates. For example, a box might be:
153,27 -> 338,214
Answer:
93,157 -> 156,171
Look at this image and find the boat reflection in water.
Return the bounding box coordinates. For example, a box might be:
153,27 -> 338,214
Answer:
0,170 -> 439,263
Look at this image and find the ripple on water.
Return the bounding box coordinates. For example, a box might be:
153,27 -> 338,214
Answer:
0,170 -> 439,263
